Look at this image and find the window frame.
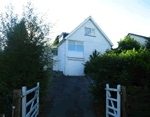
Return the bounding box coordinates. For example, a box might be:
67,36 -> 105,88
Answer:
68,41 -> 84,52
85,27 -> 95,36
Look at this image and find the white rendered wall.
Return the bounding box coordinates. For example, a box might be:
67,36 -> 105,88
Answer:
58,41 -> 66,73
65,19 -> 111,76
67,19 -> 111,62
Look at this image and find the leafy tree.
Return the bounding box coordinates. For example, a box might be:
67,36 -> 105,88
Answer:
0,2 -> 52,116
106,36 -> 142,54
117,36 -> 141,51
89,49 -> 100,60
145,38 -> 150,50
84,49 -> 100,75
105,48 -> 111,53
52,35 -> 59,45
0,4 -> 19,49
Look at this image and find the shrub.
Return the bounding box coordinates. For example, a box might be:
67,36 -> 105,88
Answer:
85,47 -> 150,101
118,36 -> 141,51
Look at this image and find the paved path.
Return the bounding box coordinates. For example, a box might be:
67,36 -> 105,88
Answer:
42,72 -> 95,117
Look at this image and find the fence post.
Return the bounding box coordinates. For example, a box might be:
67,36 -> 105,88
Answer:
37,82 -> 40,115
0,114 -> 5,117
121,86 -> 127,117
22,86 -> 27,117
106,84 -> 109,117
117,85 -> 121,117
12,89 -> 21,117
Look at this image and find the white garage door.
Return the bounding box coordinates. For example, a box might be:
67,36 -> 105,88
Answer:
68,60 -> 85,76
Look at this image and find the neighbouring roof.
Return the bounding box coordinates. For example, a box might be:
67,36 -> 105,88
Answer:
57,16 -> 114,47
54,32 -> 69,47
59,32 -> 69,39
127,33 -> 150,40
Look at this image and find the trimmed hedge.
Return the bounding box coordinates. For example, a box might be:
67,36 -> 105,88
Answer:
84,47 -> 150,101
84,36 -> 150,116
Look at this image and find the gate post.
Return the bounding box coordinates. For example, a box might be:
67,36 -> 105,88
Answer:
117,85 -> 121,117
0,114 -> 5,117
106,84 -> 109,117
22,86 -> 27,117
12,89 -> 21,117
37,82 -> 40,115
121,86 -> 127,117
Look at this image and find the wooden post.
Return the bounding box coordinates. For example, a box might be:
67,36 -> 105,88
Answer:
0,114 -> 5,117
121,86 -> 127,117
22,86 -> 27,117
13,89 -> 21,117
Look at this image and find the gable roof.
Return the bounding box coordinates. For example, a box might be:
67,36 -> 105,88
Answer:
57,16 -> 114,47
127,33 -> 150,40
64,16 -> 113,47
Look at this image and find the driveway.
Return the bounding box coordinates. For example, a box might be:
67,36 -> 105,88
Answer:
41,71 -> 96,117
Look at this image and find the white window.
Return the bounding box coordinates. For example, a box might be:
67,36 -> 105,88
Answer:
68,41 -> 75,51
76,45 -> 83,51
68,41 -> 83,52
85,27 -> 95,36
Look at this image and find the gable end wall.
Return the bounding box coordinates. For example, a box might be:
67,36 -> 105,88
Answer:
67,19 -> 111,61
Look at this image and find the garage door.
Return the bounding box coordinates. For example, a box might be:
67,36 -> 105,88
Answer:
68,60 -> 85,76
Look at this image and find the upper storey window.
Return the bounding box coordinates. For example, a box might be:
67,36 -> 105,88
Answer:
85,27 -> 95,36
68,41 -> 83,52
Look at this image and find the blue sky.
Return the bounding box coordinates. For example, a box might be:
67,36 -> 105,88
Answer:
0,0 -> 150,48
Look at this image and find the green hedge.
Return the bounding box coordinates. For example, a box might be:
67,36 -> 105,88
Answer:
84,47 -> 150,101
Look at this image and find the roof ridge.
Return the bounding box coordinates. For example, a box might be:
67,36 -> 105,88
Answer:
128,33 -> 149,39
64,16 -> 113,46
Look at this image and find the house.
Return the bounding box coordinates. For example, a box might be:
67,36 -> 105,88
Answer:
52,16 -> 114,76
127,33 -> 150,46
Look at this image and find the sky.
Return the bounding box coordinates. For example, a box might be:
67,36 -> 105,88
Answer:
0,0 -> 150,48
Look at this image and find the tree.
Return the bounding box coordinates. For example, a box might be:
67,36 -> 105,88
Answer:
0,4 -> 19,49
0,2 -> 52,116
118,36 -> 141,51
52,35 -> 59,45
89,49 -> 101,60
145,38 -> 150,50
106,36 -> 142,54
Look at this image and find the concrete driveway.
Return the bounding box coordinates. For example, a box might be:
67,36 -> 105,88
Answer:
41,71 -> 95,117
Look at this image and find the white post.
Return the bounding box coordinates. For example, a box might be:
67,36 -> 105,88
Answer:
22,86 -> 27,117
106,84 -> 109,117
117,85 -> 121,117
37,82 -> 40,115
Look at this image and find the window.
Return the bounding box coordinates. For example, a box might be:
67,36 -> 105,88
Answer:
68,41 -> 75,51
85,27 -> 95,36
76,45 -> 83,51
68,44 -> 75,51
68,41 -> 83,52
52,48 -> 58,55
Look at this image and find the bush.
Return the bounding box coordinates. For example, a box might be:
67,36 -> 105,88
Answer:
84,47 -> 150,101
118,36 -> 141,51
106,36 -> 143,54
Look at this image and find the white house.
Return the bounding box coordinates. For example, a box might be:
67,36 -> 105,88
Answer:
52,16 -> 114,76
127,33 -> 150,46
